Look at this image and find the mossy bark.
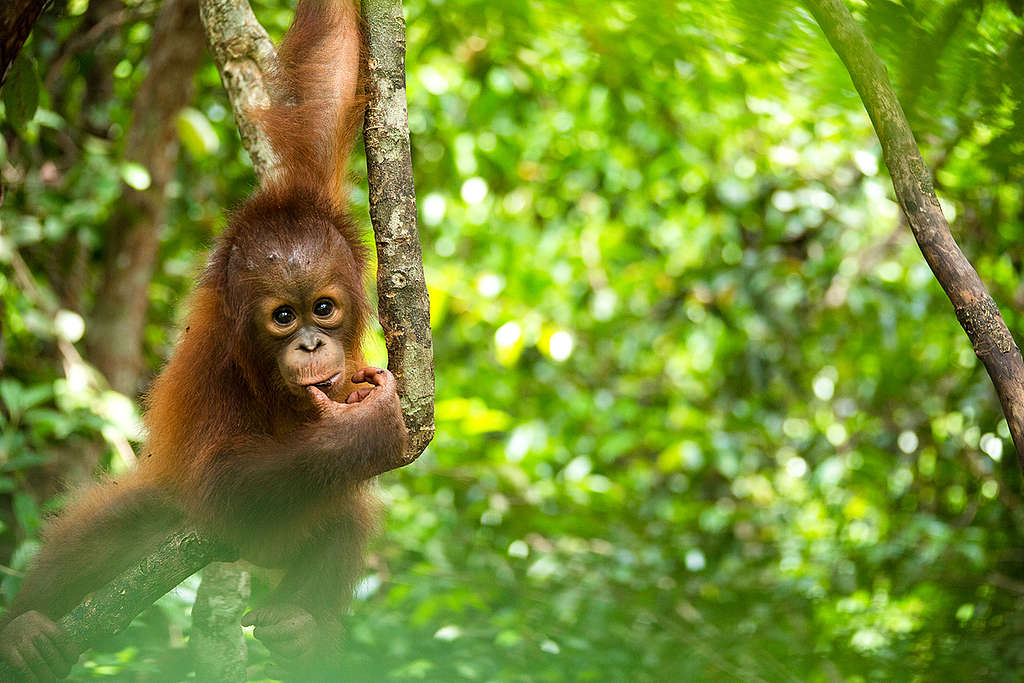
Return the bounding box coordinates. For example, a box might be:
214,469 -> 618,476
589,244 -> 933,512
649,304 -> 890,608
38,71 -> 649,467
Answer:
804,0 -> 1024,469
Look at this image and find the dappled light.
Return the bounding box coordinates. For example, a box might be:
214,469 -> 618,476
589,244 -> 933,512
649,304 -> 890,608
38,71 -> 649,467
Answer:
2,0 -> 1024,680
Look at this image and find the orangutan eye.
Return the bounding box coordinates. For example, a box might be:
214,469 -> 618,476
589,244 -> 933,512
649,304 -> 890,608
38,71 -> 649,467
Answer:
272,307 -> 296,325
313,299 -> 335,317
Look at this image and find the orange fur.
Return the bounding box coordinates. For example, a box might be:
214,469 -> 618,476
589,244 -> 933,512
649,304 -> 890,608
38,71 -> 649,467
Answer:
256,0 -> 366,215
1,3 -> 406,678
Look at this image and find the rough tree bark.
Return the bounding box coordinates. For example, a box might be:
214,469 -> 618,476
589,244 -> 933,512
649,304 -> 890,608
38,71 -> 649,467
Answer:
195,0 -> 432,674
0,1 -> 433,673
85,0 -> 205,396
362,0 -> 435,460
190,562 -> 251,683
803,0 -> 1024,470
0,0 -> 48,87
198,0 -> 277,179
0,534 -> 235,682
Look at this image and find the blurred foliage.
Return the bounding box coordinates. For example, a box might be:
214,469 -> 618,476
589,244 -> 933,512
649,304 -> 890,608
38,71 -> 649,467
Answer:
1,0 -> 1024,680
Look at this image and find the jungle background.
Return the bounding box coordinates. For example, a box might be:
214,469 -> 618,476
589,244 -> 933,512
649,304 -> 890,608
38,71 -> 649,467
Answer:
2,0 -> 1024,680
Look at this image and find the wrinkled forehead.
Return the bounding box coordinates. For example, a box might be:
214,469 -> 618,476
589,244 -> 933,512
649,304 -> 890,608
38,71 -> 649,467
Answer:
237,246 -> 341,300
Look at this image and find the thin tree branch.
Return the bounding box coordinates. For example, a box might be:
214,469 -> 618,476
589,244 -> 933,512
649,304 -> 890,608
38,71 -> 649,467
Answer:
803,0 -> 1024,471
0,533 -> 235,682
198,0 -> 277,180
190,561 -> 251,683
362,0 -> 435,460
1,5 -> 432,674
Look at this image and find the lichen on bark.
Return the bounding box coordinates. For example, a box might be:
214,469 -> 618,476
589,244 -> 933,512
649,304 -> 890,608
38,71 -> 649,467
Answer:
361,0 -> 435,459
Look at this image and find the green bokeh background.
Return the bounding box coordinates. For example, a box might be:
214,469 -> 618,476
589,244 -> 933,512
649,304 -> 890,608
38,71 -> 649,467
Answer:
2,0 -> 1024,680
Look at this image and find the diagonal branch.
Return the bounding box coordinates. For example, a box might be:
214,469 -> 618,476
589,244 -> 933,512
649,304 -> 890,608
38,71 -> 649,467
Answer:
803,0 -> 1024,470
198,0 -> 277,180
1,3 -> 432,676
0,533 -> 235,681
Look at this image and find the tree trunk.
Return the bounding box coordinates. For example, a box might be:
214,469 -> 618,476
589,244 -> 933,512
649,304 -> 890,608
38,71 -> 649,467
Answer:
84,0 -> 204,396
190,562 -> 251,683
0,0 -> 48,87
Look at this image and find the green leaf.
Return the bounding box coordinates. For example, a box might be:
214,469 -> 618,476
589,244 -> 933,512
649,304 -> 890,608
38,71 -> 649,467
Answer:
13,491 -> 40,536
176,107 -> 220,157
2,52 -> 40,132
0,378 -> 22,419
1,452 -> 49,472
19,382 -> 53,412
121,162 -> 151,190
24,408 -> 73,437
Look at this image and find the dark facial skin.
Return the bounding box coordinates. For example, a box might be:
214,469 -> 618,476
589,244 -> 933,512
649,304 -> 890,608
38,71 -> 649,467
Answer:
256,281 -> 352,402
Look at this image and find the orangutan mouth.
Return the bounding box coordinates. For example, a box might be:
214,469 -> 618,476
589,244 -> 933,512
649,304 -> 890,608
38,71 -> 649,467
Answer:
305,372 -> 341,391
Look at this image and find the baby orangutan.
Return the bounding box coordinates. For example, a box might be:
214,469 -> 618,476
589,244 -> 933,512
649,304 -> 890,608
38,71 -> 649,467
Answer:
0,1 -> 407,679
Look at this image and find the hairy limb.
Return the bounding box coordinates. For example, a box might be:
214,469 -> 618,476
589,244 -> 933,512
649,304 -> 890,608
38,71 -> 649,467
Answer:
2,480 -> 184,625
0,612 -> 77,683
199,368 -> 405,523
243,499 -> 374,679
0,479 -> 184,680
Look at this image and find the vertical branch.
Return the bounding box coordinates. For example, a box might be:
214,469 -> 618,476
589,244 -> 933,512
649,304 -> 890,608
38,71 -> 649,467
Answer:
361,0 -> 435,460
190,562 -> 251,683
198,0 -> 277,179
803,0 -> 1024,469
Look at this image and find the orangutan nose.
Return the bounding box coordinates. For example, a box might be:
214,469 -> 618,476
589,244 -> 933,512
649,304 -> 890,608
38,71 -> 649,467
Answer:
296,329 -> 324,353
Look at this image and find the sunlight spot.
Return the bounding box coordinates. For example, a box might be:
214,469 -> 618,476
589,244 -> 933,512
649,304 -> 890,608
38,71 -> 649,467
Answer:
476,272 -> 504,298
826,423 -> 847,446
813,374 -> 835,401
980,433 -> 1003,462
853,149 -> 878,176
434,625 -> 462,641
461,177 -> 488,204
495,321 -> 521,348
785,456 -> 807,478
548,331 -> 574,361
771,190 -> 796,212
684,549 -> 706,571
563,456 -> 591,482
540,639 -> 560,654
353,574 -> 382,600
54,309 -> 85,343
422,193 -> 446,225
508,540 -> 529,558
419,66 -> 448,94
897,431 -> 918,454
